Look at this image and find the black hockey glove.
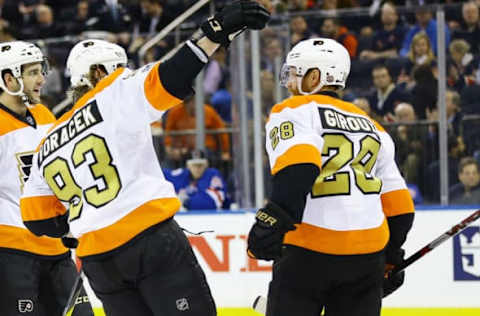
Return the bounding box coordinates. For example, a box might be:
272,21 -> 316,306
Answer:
382,248 -> 406,298
200,0 -> 271,46
247,202 -> 296,261
383,269 -> 405,298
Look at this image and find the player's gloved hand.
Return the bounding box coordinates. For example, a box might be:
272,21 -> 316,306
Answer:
382,248 -> 405,298
200,0 -> 271,46
383,267 -> 405,298
247,202 -> 296,261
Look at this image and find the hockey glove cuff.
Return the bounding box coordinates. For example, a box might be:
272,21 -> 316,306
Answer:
200,0 -> 270,46
247,202 -> 296,261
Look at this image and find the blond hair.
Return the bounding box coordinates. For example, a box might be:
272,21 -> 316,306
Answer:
408,32 -> 435,64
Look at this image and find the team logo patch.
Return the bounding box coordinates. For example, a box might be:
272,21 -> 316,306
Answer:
15,151 -> 35,193
453,225 -> 480,280
176,298 -> 189,311
18,299 -> 33,313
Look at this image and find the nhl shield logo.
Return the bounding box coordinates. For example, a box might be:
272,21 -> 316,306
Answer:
18,299 -> 33,313
176,298 -> 189,311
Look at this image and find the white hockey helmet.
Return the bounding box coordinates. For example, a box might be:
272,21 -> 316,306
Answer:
66,39 -> 127,88
280,38 -> 351,95
0,41 -> 48,96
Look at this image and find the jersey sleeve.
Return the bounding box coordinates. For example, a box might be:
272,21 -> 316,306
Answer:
20,153 -> 69,237
265,105 -> 324,175
117,42 -> 208,123
376,131 -> 415,217
118,62 -> 183,123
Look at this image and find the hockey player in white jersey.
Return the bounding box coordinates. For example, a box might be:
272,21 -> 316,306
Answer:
247,38 -> 415,316
20,1 -> 270,315
0,41 -> 93,316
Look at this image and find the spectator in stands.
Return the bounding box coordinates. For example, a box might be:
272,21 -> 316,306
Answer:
290,15 -> 315,46
320,18 -> 358,58
164,150 -> 228,210
210,89 -> 232,124
400,5 -> 450,57
164,95 -> 231,168
62,0 -> 96,35
424,132 -> 465,202
452,1 -> 480,55
401,31 -> 436,83
21,4 -> 65,39
353,96 -> 383,122
261,36 -> 283,73
447,39 -> 477,91
136,0 -> 174,36
260,70 -> 276,114
367,64 -> 410,118
359,2 -> 406,60
204,47 -> 228,99
410,63 -> 438,119
0,0 -> 22,28
449,157 -> 480,205
391,103 -> 427,187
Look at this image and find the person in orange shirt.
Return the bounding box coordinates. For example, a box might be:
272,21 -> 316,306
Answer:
320,18 -> 358,58
164,94 -> 231,166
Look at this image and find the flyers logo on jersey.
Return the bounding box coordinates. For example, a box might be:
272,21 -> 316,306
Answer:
15,151 -> 35,193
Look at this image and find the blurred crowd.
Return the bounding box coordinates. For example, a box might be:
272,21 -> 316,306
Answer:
3,0 -> 480,207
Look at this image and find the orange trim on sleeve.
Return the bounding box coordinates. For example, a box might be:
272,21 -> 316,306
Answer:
272,144 -> 322,175
77,197 -> 181,257
0,224 -> 68,256
20,195 -> 67,222
381,189 -> 415,217
270,95 -> 385,132
144,63 -> 183,111
284,219 -> 389,255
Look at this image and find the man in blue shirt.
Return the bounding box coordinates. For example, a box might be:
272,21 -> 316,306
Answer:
164,150 -> 228,210
400,6 -> 450,57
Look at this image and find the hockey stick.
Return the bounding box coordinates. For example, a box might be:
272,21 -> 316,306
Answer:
391,209 -> 480,274
252,209 -> 480,315
61,235 -> 84,316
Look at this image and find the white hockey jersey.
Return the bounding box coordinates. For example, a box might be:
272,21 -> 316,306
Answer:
265,94 -> 414,255
0,103 -> 68,256
21,63 -> 182,257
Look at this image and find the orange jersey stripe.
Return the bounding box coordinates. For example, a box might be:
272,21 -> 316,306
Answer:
0,224 -> 68,255
77,197 -> 181,257
270,95 -> 385,132
284,219 -> 389,255
381,189 -> 415,217
271,144 -> 322,175
21,195 -> 67,222
144,63 -> 183,111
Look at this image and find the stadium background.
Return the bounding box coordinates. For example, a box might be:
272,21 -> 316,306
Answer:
3,0 -> 479,315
